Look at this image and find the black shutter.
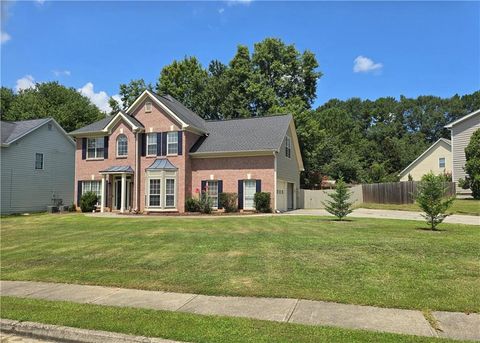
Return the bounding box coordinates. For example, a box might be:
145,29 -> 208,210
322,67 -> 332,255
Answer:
178,131 -> 183,155
77,181 -> 82,206
141,133 -> 146,156
238,180 -> 244,209
256,180 -> 262,193
161,132 -> 167,156
201,180 -> 207,194
156,132 -> 162,156
217,180 -> 223,209
104,136 -> 109,159
81,138 -> 87,160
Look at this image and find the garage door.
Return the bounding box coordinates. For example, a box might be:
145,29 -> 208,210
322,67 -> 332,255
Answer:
276,179 -> 287,211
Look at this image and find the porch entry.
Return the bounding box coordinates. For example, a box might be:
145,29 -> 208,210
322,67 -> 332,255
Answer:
114,176 -> 133,211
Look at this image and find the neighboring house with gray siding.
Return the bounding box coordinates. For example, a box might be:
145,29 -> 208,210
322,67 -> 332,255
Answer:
1,118 -> 75,214
445,109 -> 480,194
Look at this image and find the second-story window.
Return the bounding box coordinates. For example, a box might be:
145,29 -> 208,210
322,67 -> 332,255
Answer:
146,133 -> 157,156
285,136 -> 291,158
116,134 -> 128,157
167,132 -> 178,155
87,137 -> 104,159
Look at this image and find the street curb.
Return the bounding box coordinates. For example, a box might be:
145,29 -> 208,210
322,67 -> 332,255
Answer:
0,318 -> 187,343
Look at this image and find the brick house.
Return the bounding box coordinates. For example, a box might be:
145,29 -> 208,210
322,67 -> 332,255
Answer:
69,90 -> 303,213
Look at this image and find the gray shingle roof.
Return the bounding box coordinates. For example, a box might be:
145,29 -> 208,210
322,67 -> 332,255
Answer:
1,118 -> 52,145
152,93 -> 207,132
69,116 -> 114,135
190,114 -> 292,154
99,166 -> 134,173
146,158 -> 178,171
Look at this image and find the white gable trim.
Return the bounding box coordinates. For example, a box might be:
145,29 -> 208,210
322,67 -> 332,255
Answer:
398,138 -> 451,178
281,118 -> 304,171
445,109 -> 480,128
125,90 -> 189,130
1,118 -> 75,147
103,111 -> 142,133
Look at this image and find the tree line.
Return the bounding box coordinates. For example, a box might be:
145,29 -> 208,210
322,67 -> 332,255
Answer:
2,37 -> 479,187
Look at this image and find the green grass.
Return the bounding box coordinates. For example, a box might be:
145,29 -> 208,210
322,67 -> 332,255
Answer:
1,214 -> 479,312
0,297 -> 463,343
358,199 -> 480,216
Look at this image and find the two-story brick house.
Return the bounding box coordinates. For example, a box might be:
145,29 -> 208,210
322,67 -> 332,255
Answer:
70,90 -> 303,213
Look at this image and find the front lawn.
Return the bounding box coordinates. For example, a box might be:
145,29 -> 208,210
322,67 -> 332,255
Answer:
358,199 -> 480,216
0,297 -> 462,343
1,214 -> 479,312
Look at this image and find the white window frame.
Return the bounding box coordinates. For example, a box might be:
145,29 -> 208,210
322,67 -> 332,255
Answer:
82,181 -> 102,205
35,153 -> 44,170
439,157 -> 446,168
148,178 -> 162,208
165,178 -> 176,208
244,180 -> 256,210
87,137 -> 105,160
145,101 -> 152,113
116,134 -> 128,158
146,133 -> 157,156
206,180 -> 219,209
285,136 -> 291,159
167,132 -> 178,155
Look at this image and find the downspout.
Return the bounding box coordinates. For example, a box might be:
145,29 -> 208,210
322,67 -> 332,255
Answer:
134,131 -> 140,212
273,151 -> 277,212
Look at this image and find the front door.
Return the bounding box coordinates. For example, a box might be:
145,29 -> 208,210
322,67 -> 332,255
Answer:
244,180 -> 256,210
115,179 -> 122,210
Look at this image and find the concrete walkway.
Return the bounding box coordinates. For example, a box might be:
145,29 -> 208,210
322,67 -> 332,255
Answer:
85,209 -> 479,225
1,281 -> 479,341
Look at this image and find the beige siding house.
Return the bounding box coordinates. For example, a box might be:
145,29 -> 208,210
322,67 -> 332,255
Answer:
445,109 -> 480,193
399,138 -> 451,181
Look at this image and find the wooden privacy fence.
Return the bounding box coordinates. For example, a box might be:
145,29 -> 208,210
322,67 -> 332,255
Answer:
362,181 -> 456,204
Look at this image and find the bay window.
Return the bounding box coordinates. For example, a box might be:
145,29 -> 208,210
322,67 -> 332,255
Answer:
145,171 -> 177,210
148,179 -> 161,207
165,179 -> 175,208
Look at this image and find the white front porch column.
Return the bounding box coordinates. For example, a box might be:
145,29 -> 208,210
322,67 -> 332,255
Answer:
120,173 -> 126,213
100,175 -> 106,213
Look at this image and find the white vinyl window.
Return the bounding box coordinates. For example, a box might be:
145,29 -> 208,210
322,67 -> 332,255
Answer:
285,136 -> 291,158
206,180 -> 219,209
167,132 -> 178,155
439,157 -> 446,168
82,181 -> 102,204
165,179 -> 175,208
35,153 -> 44,170
116,134 -> 128,157
146,133 -> 157,156
148,179 -> 161,207
145,101 -> 152,113
244,180 -> 256,210
87,137 -> 104,159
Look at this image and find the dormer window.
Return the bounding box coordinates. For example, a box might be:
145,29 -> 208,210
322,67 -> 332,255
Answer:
145,102 -> 152,113
285,136 -> 291,158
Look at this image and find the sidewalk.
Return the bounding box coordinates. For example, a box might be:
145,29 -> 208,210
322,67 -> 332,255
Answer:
1,281 -> 479,341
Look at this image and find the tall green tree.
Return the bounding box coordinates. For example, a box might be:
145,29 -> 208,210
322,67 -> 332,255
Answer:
109,79 -> 153,115
3,82 -> 103,132
0,87 -> 16,119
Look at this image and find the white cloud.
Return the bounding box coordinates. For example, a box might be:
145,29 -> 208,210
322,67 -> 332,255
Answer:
218,8 -> 225,14
52,70 -> 71,77
1,31 -> 11,44
15,75 -> 35,92
227,0 -> 252,6
35,0 -> 45,4
353,55 -> 383,73
78,82 -> 120,113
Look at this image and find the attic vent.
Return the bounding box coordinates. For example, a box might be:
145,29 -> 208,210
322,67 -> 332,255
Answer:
47,123 -> 53,131
145,102 -> 152,113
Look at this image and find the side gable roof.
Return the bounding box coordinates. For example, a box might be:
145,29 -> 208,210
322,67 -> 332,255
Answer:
445,109 -> 480,128
398,138 -> 451,178
126,90 -> 207,133
1,118 -> 74,147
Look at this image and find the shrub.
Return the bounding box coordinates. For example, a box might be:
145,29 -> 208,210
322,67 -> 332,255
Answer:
254,192 -> 272,213
199,191 -> 213,214
185,197 -> 200,212
464,129 -> 480,199
219,192 -> 238,213
323,177 -> 353,220
80,191 -> 98,213
415,172 -> 455,230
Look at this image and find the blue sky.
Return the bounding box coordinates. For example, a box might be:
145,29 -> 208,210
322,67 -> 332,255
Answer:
1,1 -> 479,112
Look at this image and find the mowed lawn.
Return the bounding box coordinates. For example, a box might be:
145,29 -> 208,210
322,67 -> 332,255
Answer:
358,199 -> 480,216
1,214 -> 479,312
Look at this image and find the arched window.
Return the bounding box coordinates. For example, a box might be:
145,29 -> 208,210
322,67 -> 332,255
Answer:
116,134 -> 128,157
